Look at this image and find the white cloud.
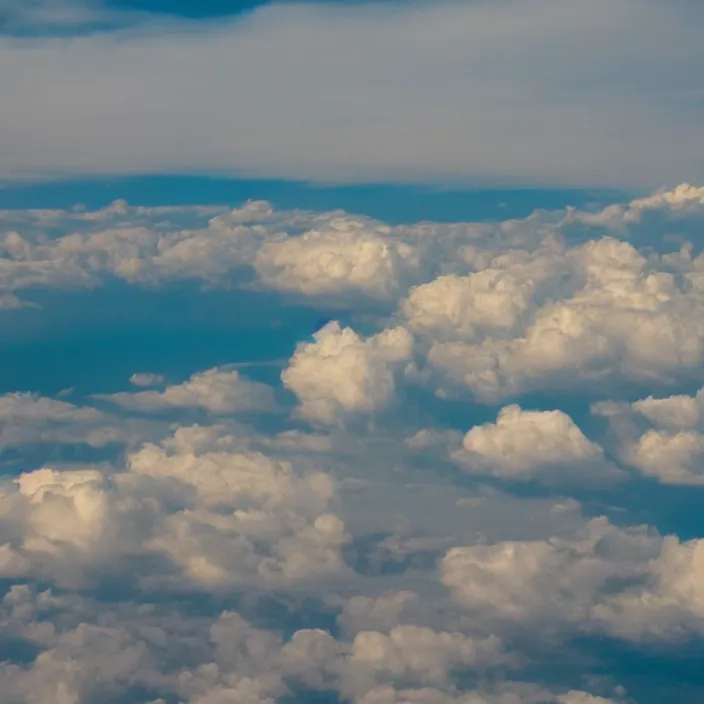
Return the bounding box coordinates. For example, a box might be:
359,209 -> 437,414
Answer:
5,185 -> 704,702
0,392 -> 142,450
0,199 -> 417,303
453,405 -> 619,485
631,393 -> 702,431
282,321 -> 413,424
1,183 -> 703,317
129,372 -> 165,387
593,385 -> 704,484
123,425 -> 350,588
255,219 -> 420,302
1,0 -> 703,186
625,429 -> 704,485
628,183 -> 704,212
0,582 -> 623,704
402,248 -> 567,343
98,367 -> 277,415
342,626 -> 506,695
442,515 -> 704,641
338,591 -> 421,638
352,684 -> 623,704
422,235 -> 704,401
0,585 -> 286,704
0,423 -> 349,590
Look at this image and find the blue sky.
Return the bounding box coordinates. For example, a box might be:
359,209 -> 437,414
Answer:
2,2 -> 704,704
107,0 -> 268,16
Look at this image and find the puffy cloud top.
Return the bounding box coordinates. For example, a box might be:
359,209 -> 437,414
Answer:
282,321 -> 413,424
5,185 -> 704,702
454,405 -> 617,484
255,220 -> 419,301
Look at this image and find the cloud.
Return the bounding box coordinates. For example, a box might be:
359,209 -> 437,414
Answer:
282,321 -> 413,424
421,235 -> 704,401
97,367 -> 277,415
128,372 -> 165,387
0,0 -> 110,34
593,386 -> 704,484
0,392 -> 143,451
353,685 -> 623,704
0,199 -> 262,298
631,393 -> 702,431
0,423 -> 349,590
0,198 -> 418,303
442,515 -> 704,641
254,218 -> 420,303
453,405 -> 620,485
0,582 -> 623,704
1,0 -> 703,186
403,270 -> 541,343
283,624 -> 510,702
0,585 -> 286,704
6,186 -> 704,702
1,182 -> 703,316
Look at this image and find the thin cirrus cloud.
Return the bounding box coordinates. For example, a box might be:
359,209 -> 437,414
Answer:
0,0 -> 703,187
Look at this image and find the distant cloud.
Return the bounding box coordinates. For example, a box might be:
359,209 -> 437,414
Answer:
442,515 -> 704,641
128,371 -> 164,387
0,0 -> 702,186
5,184 -> 704,702
453,405 -> 622,486
255,219 -> 420,303
282,321 -> 412,424
0,391 -> 146,450
0,423 -> 348,589
99,367 -> 277,414
593,385 -> 704,485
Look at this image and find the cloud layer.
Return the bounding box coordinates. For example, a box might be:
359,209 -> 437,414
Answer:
1,0 -> 703,186
4,185 -> 704,702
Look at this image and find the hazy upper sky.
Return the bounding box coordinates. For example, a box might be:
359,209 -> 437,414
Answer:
2,0 -> 703,187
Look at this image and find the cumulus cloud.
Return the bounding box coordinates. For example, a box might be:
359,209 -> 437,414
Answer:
255,218 -> 420,303
352,685 -> 624,704
0,586 -> 286,704
0,391 -> 142,451
97,367 -> 277,415
282,321 -> 413,424
0,584 -> 623,704
6,186 -> 704,702
0,200 -> 261,296
421,235 -> 704,401
1,182 -> 703,317
0,199 -> 418,304
283,624 -> 509,702
0,424 -> 349,590
402,251 -> 566,344
453,405 -> 620,485
442,515 -> 704,641
593,385 -> 704,484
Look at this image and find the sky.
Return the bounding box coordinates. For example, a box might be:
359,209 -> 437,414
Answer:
2,0 -> 704,187
2,2 -> 704,704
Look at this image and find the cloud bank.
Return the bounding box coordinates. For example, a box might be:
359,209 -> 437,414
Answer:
0,0 -> 703,186
4,185 -> 704,702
